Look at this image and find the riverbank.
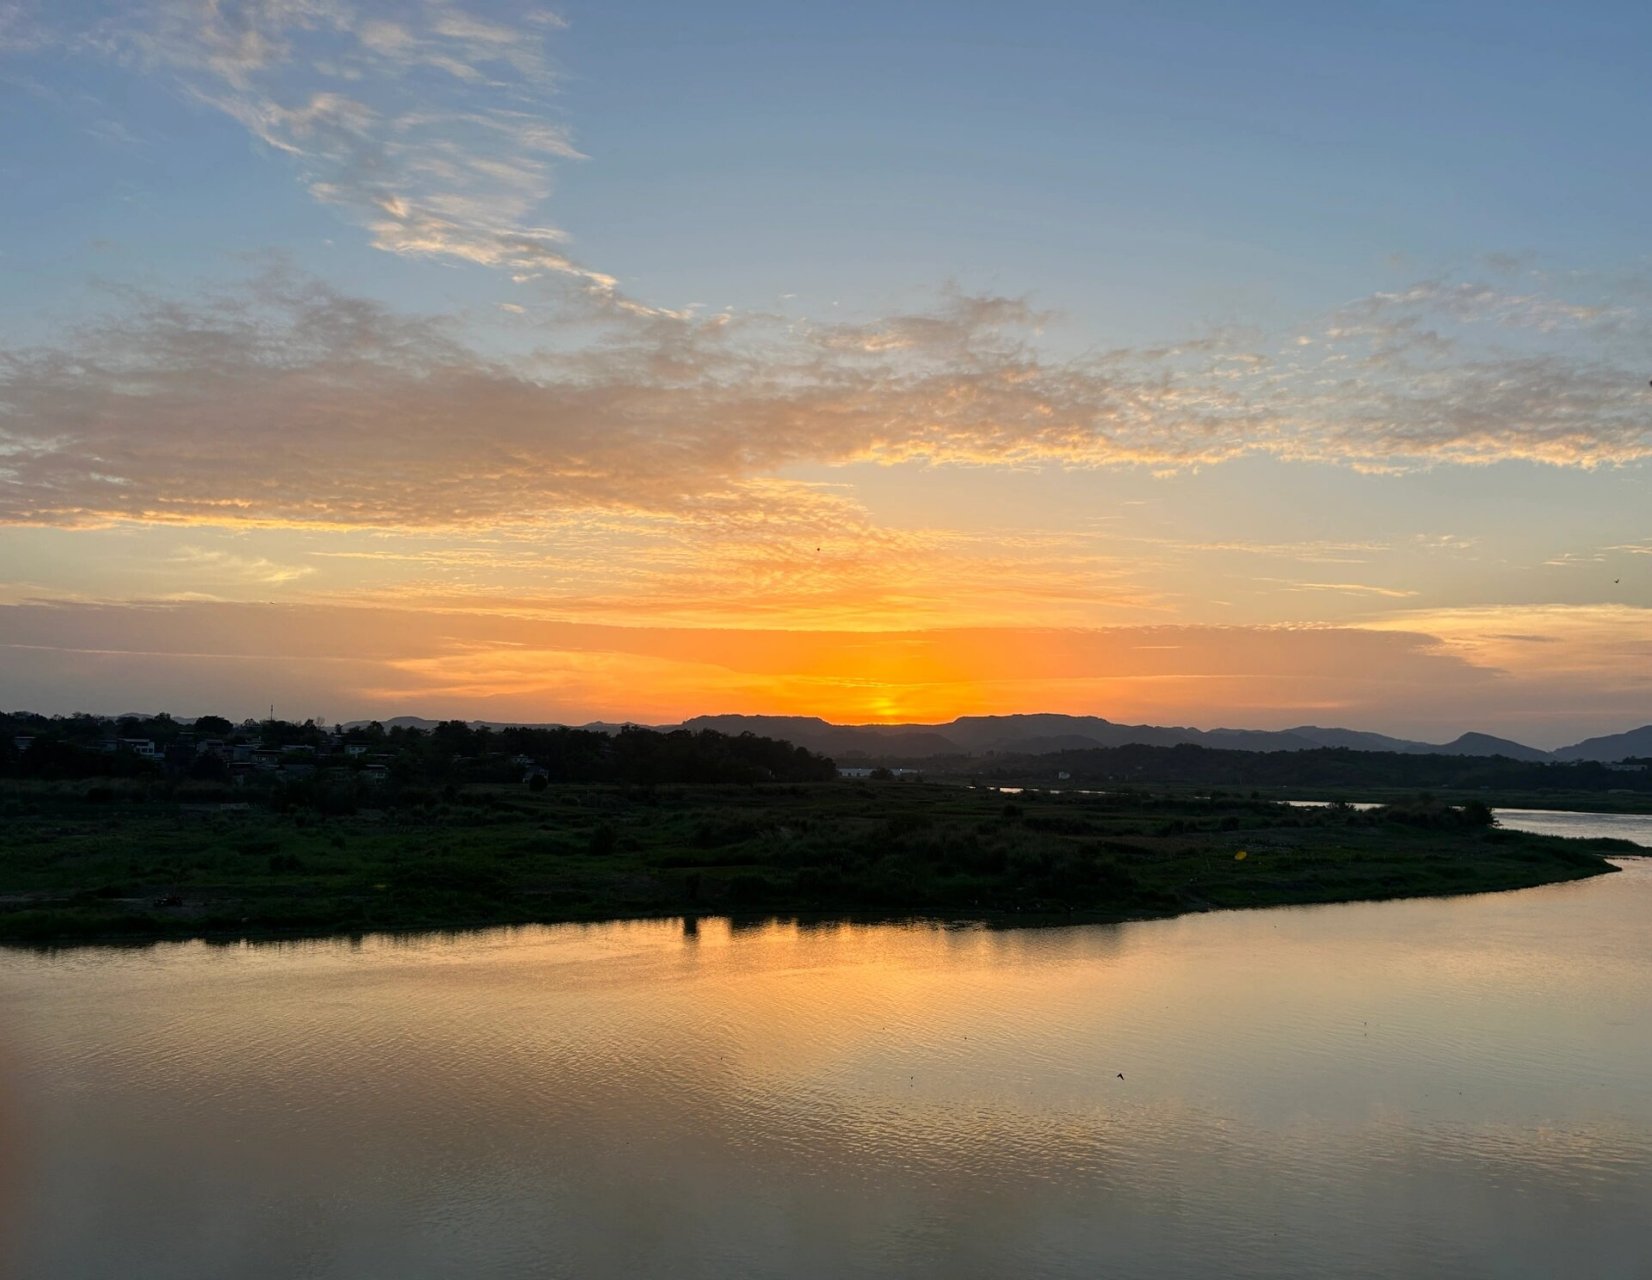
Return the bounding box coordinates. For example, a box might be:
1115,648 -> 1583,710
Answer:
933,775 -> 1652,815
0,781 -> 1635,945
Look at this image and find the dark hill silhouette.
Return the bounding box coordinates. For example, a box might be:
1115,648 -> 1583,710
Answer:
1551,725 -> 1652,763
339,712 -> 1648,764
1287,725 -> 1473,753
680,713 -> 1555,760
973,741 -> 1652,796
1438,732 -> 1552,762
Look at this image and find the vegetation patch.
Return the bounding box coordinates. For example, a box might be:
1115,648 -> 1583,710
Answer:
0,780 -> 1628,945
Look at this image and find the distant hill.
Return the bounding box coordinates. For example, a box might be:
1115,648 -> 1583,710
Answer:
1203,728 -> 1326,752
1551,725 -> 1652,763
339,711 -> 1649,764
679,715 -> 965,758
1286,726 -> 1467,753
376,716 -> 443,731
680,712 -> 1560,761
1435,732 -> 1552,762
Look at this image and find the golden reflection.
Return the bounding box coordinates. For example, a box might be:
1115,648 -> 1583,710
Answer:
5,872 -> 1651,1277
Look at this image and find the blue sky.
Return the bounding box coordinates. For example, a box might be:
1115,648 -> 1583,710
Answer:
10,1 -> 1652,334
0,1 -> 1648,742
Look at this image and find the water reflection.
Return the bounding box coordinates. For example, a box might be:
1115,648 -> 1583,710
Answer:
2,866 -> 1650,1278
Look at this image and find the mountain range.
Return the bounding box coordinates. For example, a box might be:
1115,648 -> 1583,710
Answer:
358,713 -> 1652,764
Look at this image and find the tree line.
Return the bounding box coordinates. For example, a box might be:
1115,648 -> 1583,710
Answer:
975,741 -> 1652,794
0,711 -> 838,787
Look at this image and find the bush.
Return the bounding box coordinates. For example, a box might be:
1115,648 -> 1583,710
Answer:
397,859 -> 511,897
1461,799 -> 1495,827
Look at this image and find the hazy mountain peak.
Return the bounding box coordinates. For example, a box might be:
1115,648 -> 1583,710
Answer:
1551,725 -> 1652,763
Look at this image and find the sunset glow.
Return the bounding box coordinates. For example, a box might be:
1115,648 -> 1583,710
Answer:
2,2 -> 1648,744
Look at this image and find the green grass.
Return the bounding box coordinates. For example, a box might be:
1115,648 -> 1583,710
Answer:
0,781 -> 1634,944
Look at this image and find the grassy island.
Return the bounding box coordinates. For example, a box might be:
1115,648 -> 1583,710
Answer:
0,780 -> 1636,945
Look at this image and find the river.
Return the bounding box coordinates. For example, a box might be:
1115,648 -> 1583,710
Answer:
3,861 -> 1649,1278
1492,808 -> 1652,846
1284,802 -> 1652,848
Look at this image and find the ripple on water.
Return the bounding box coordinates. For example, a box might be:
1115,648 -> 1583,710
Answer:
2,870 -> 1650,1280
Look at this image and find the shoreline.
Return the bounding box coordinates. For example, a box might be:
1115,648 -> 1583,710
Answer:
1,781 -> 1636,948
0,862 -> 1626,952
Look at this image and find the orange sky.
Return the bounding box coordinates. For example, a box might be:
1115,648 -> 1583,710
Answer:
2,595 -> 1646,746
1,3 -> 1649,746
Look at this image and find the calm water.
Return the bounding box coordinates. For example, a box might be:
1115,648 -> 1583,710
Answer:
3,861 -> 1650,1279
1493,808 -> 1652,847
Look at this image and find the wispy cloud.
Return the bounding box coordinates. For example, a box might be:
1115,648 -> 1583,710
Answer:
6,8 -> 1650,516
34,1 -> 651,305
1134,538 -> 1387,564
1368,604 -> 1652,689
1254,579 -> 1420,599
1279,283 -> 1650,470
171,545 -> 314,584
1326,278 -> 1626,339
3,263 -> 1648,535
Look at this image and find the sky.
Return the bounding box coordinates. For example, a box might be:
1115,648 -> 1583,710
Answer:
1,0 -> 1648,747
